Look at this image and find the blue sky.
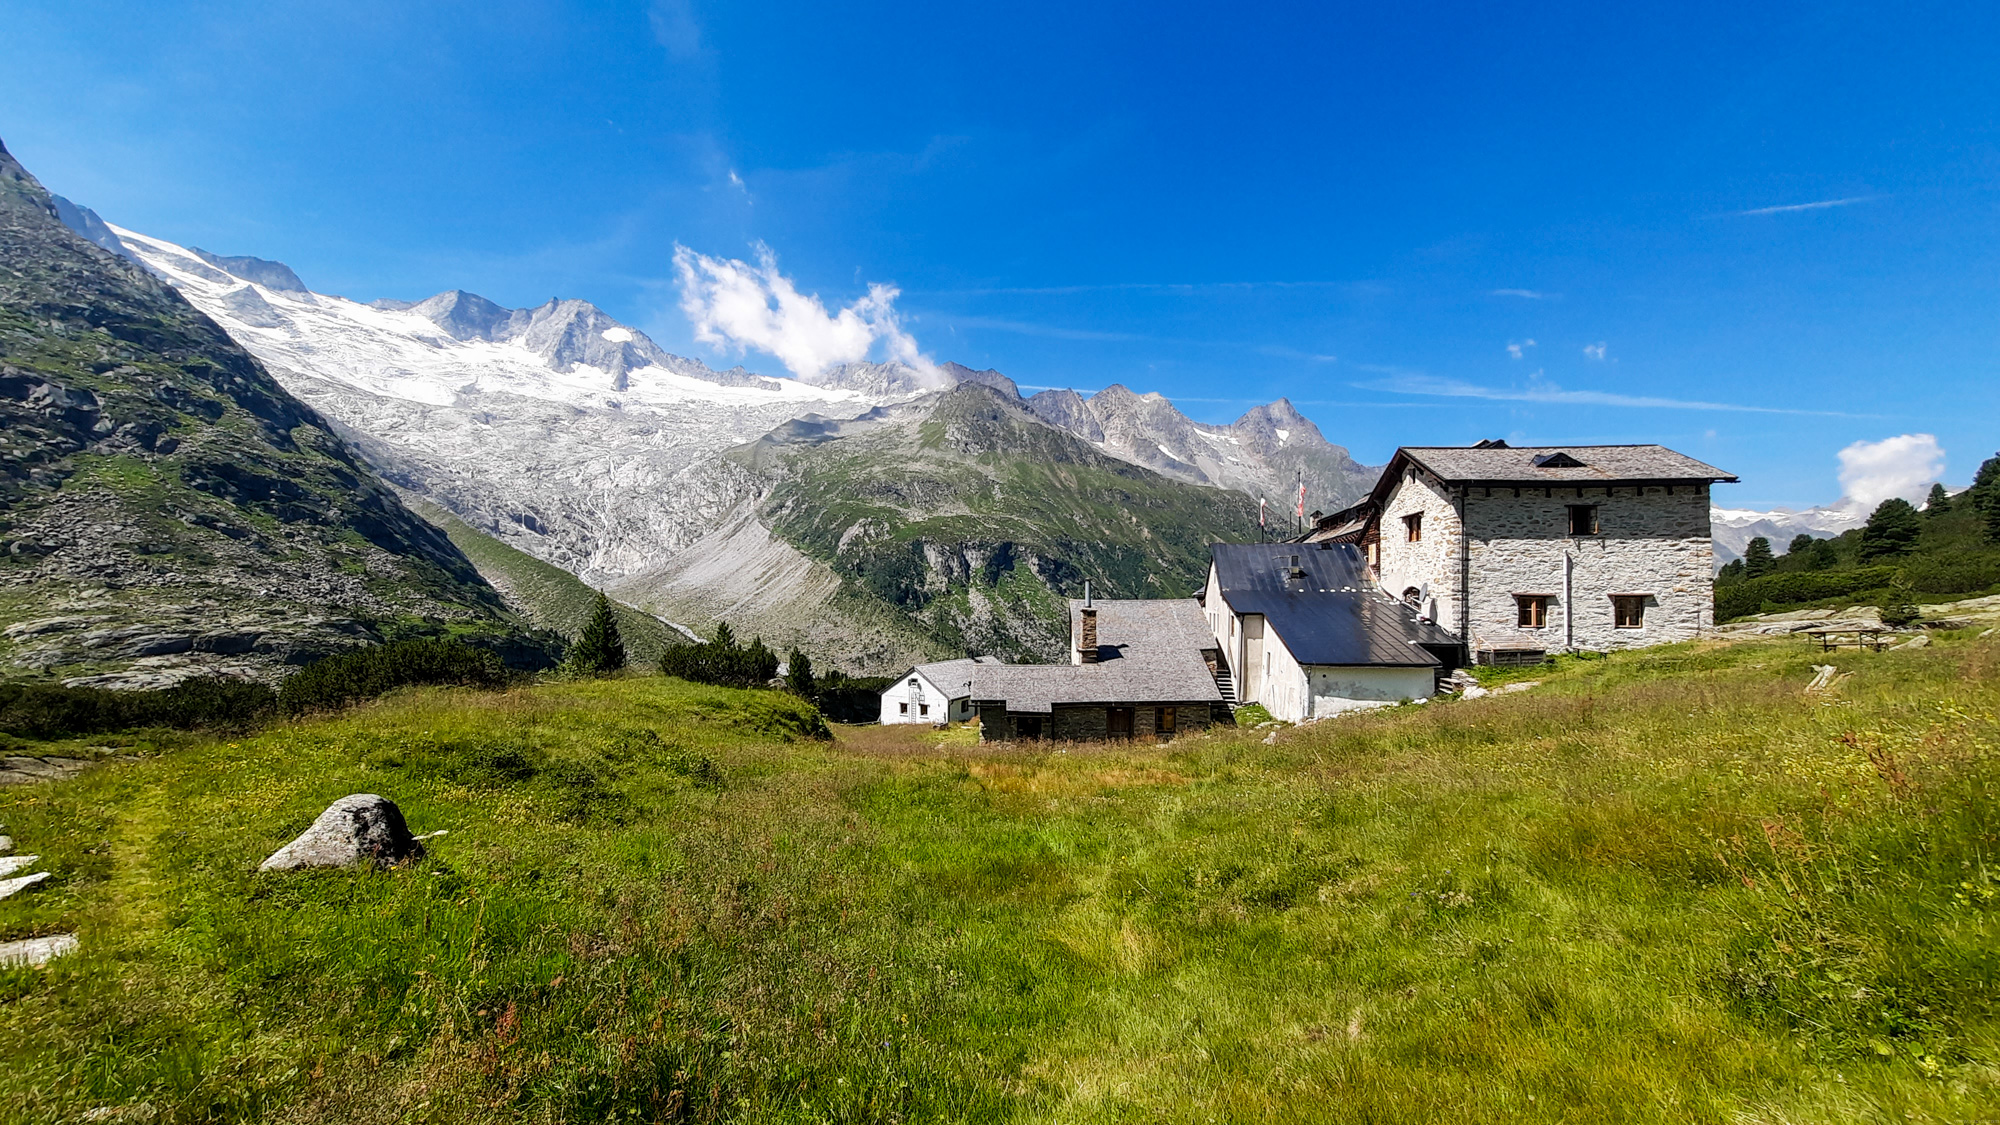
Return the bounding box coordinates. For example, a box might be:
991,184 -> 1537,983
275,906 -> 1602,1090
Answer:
4,0 -> 1996,507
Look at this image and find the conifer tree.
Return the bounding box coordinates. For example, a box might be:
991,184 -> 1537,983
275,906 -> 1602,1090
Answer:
1880,575 -> 1921,628
786,648 -> 816,700
1924,482 -> 1951,517
1787,533 -> 1816,558
564,592 -> 627,677
1858,498 -> 1922,562
1972,454 -> 2000,544
1743,537 -> 1775,578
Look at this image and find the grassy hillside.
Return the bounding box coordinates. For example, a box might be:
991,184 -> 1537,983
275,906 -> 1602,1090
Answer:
1718,489 -> 2000,619
2,633 -> 1995,1122
408,497 -> 690,666
741,385 -> 1261,661
0,139 -> 534,685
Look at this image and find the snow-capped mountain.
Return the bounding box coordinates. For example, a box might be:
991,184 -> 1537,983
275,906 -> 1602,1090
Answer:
1711,503 -> 1866,568
105,223 -> 895,580
99,220 -> 1374,585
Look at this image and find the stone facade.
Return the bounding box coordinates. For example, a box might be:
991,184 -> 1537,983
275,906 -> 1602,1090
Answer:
1375,467 -> 1466,630
1378,476 -> 1716,657
1462,483 -> 1713,655
979,702 -> 1214,742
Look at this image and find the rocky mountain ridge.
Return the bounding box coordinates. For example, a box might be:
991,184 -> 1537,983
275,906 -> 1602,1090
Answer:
0,140 -> 536,687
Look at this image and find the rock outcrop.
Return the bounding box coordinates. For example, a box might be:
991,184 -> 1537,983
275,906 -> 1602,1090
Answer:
259,794 -> 425,870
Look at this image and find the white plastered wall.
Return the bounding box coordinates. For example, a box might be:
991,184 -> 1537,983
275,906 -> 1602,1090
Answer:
1305,666 -> 1435,716
878,669 -> 973,725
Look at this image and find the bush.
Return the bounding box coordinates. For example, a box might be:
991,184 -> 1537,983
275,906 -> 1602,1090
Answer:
1713,566 -> 1901,621
657,622 -> 779,689
278,639 -> 509,714
0,677 -> 276,739
811,669 -> 894,723
1880,577 -> 1921,628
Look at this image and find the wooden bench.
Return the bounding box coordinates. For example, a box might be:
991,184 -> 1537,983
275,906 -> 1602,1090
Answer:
1802,628 -> 1892,652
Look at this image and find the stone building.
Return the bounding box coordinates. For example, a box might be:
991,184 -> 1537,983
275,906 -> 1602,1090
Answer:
1199,542 -> 1463,722
970,595 -> 1222,741
1307,441 -> 1736,663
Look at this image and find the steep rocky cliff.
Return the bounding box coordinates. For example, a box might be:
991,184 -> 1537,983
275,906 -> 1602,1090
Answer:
0,139 -> 535,686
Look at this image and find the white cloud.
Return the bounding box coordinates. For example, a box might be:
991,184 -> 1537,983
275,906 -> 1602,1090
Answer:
1506,338 -> 1536,360
1837,433 -> 1944,508
673,243 -> 937,383
1582,341 -> 1607,361
1732,195 -> 1882,217
649,0 -> 702,60
1491,288 -> 1551,299
1359,373 -> 1868,416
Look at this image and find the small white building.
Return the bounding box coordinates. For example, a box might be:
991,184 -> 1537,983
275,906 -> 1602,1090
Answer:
1202,542 -> 1463,723
878,657 -> 1001,725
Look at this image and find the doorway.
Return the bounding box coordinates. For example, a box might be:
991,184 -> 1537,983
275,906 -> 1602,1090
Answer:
1107,707 -> 1134,739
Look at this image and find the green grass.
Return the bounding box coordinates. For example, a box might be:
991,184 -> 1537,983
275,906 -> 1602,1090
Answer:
2,635 -> 1997,1123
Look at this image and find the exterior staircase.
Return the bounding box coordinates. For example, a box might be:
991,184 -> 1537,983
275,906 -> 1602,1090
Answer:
1213,662 -> 1238,712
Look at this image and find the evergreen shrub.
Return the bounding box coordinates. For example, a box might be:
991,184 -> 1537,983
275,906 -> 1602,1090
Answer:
278,639 -> 509,714
0,677 -> 276,739
657,623 -> 779,689
1713,566 -> 1901,621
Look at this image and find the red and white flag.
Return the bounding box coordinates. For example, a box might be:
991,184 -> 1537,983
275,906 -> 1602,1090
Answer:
1296,478 -> 1307,519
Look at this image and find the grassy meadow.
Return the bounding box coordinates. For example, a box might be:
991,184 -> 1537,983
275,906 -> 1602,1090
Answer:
1,632 -> 1996,1123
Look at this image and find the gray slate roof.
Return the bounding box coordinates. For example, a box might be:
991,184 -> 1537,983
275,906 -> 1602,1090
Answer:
970,656 -> 1222,713
1211,542 -> 1460,666
1399,444 -> 1736,485
970,598 -> 1221,712
904,656 -> 1002,698
1067,597 -> 1217,661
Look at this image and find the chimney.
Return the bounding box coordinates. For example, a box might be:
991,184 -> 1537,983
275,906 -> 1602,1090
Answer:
1079,581 -> 1099,663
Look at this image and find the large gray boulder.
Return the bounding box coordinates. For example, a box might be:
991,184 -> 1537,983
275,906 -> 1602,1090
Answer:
259,794 -> 424,871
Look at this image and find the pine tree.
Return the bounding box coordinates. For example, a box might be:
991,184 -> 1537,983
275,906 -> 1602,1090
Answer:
1972,454 -> 2000,544
1924,482 -> 1951,517
712,621 -> 736,649
1743,537 -> 1775,578
1880,575 -> 1922,628
1858,498 -> 1922,562
786,648 -> 816,699
563,592 -> 627,677
1787,533 -> 1816,558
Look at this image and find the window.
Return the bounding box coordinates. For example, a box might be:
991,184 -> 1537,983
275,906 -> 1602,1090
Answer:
1614,595 -> 1647,629
1403,512 -> 1423,542
1567,504 -> 1599,536
919,703 -> 929,716
1515,595 -> 1549,628
899,702 -> 908,713
1157,706 -> 1176,735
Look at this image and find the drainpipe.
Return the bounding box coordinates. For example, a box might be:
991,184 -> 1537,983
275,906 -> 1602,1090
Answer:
1563,551 -> 1574,652
1456,488 -> 1470,657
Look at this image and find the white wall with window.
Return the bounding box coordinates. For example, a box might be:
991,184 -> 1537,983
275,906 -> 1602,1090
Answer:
877,665 -> 976,725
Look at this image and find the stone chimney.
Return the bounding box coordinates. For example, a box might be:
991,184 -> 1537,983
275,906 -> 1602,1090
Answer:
1079,581 -> 1099,664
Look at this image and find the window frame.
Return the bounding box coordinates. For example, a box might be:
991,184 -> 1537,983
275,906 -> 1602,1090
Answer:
1612,595 -> 1647,629
1403,512 -> 1423,542
1515,594 -> 1549,629
899,702 -> 908,713
1567,504 -> 1600,536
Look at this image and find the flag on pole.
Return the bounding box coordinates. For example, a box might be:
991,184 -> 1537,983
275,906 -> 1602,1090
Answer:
1259,497 -> 1266,528
1296,475 -> 1306,519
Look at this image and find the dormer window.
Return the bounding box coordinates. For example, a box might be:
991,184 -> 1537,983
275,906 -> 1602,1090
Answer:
1533,451 -> 1587,468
